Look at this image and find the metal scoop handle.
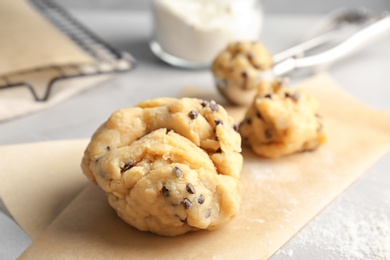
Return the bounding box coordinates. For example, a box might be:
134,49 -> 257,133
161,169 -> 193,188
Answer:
272,14 -> 390,77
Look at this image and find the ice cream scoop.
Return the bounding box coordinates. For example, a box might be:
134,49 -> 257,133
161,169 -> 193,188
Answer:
213,9 -> 390,106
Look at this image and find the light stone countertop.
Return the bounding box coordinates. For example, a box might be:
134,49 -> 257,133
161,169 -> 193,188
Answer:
0,10 -> 389,259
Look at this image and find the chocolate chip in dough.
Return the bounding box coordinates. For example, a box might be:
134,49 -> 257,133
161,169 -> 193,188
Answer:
183,198 -> 192,210
264,94 -> 272,99
209,102 -> 219,112
214,119 -> 223,126
106,146 -> 111,151
292,92 -> 300,101
186,183 -> 196,194
121,160 -> 135,173
188,109 -> 198,119
241,71 -> 249,89
256,111 -> 263,120
201,100 -> 210,108
246,118 -> 252,125
216,148 -> 222,153
265,129 -> 273,139
162,186 -> 170,197
253,64 -> 263,70
172,166 -> 183,178
233,124 -> 239,132
205,209 -> 211,218
99,170 -> 106,178
198,194 -> 205,204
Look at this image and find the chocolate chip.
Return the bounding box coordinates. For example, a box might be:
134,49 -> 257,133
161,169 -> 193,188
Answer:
188,109 -> 198,119
162,186 -> 170,197
198,194 -> 205,204
233,124 -> 239,132
186,183 -> 196,194
256,111 -> 263,120
265,129 -> 273,139
285,91 -> 300,101
246,118 -> 252,124
95,158 -> 99,163
180,218 -> 187,224
265,94 -> 272,99
205,209 -> 211,218
209,102 -> 219,112
215,136 -> 219,141
166,128 -> 173,134
253,64 -> 263,70
106,146 -> 111,151
183,198 -> 192,210
241,71 -> 249,90
292,92 -> 300,101
216,148 -> 222,153
121,161 -> 135,173
214,119 -> 223,126
172,166 -> 183,178
201,100 -> 210,108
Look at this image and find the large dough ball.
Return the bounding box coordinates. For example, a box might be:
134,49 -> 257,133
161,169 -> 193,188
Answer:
81,98 -> 243,236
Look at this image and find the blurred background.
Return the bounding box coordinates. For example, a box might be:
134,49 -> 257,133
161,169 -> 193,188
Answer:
59,0 -> 390,13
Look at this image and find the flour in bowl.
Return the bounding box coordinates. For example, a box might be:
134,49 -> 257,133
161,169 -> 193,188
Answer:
152,0 -> 263,63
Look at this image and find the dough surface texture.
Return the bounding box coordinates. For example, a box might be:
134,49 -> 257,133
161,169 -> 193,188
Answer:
81,98 -> 243,236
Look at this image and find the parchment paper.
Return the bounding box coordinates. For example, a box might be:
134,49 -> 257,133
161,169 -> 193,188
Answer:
0,0 -> 93,76
1,74 -> 389,259
0,140 -> 88,239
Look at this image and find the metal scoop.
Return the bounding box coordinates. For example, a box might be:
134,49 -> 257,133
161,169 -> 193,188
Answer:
217,9 -> 390,106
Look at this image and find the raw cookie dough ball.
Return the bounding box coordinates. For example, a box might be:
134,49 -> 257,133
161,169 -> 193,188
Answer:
81,98 -> 243,236
239,80 -> 327,158
212,41 -> 273,90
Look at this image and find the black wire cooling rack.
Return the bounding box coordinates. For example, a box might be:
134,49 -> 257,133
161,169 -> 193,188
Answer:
0,0 -> 136,102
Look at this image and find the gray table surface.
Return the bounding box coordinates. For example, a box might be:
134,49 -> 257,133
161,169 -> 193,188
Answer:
1,9 -> 389,259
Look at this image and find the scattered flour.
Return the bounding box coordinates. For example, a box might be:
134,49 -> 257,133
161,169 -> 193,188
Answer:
276,204 -> 390,259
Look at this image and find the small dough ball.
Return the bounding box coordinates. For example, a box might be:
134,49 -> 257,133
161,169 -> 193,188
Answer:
211,41 -> 273,90
81,98 -> 243,236
239,79 -> 327,158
